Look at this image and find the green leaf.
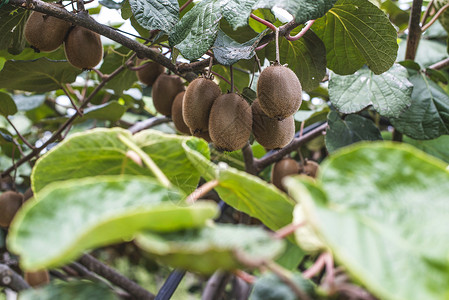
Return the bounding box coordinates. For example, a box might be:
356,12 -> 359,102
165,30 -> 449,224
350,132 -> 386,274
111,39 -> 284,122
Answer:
390,73 -> 449,140
183,140 -> 296,233
313,0 -> 397,75
129,0 -> 179,32
20,280 -> 119,300
31,128 -> 209,194
169,0 -> 222,60
255,0 -> 337,24
99,0 -> 123,9
136,224 -> 285,274
265,28 -> 327,92
397,39 -> 448,68
0,92 -> 18,116
434,0 -> 449,33
0,5 -> 30,54
325,111 -> 382,153
329,64 -> 412,117
8,175 -> 217,270
285,142 -> 449,300
250,272 -> 316,300
99,46 -> 137,95
213,29 -> 266,66
275,240 -> 305,270
0,58 -> 83,93
76,101 -> 126,123
219,0 -> 258,30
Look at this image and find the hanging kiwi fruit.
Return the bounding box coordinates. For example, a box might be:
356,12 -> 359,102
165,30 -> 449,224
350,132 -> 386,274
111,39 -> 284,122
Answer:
24,270 -> 50,287
64,22 -> 103,70
208,93 -> 252,152
0,191 -> 23,228
152,73 -> 185,116
300,160 -> 320,178
252,98 -> 295,149
271,158 -> 300,192
183,77 -> 221,134
171,91 -> 191,135
25,3 -> 71,53
136,57 -> 165,87
257,62 -> 302,120
191,129 -> 212,143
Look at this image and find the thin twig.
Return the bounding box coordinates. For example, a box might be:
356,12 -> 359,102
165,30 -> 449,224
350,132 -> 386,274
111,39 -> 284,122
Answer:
250,13 -> 277,31
6,117 -> 35,150
210,71 -> 240,93
273,222 -> 306,239
230,65 -> 234,93
128,116 -> 172,134
421,0 -> 434,25
303,253 -> 326,279
186,179 -> 219,204
201,271 -> 232,300
428,57 -> 449,70
422,2 -> 449,31
61,85 -> 83,116
179,0 -> 193,12
264,261 -> 311,300
286,20 -> 315,41
78,254 -> 155,300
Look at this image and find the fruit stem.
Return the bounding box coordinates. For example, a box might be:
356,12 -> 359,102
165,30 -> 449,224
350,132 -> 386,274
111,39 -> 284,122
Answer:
250,13 -> 277,31
421,0 -> 434,26
180,0 -> 193,12
230,65 -> 234,93
207,56 -> 213,78
117,133 -> 172,188
286,20 -> 315,41
210,71 -> 240,93
273,221 -> 306,239
185,179 -> 219,204
275,27 -> 280,63
421,2 -> 449,31
6,117 -> 35,150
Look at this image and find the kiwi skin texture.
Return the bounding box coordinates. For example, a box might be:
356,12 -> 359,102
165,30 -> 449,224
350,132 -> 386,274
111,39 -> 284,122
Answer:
152,74 -> 185,116
271,158 -> 300,192
25,4 -> 71,53
183,77 -> 221,134
191,129 -> 212,143
0,191 -> 23,228
171,91 -> 191,135
301,160 -> 319,178
252,98 -> 295,149
64,26 -> 103,70
25,270 -> 50,287
136,58 -> 165,87
209,93 -> 252,152
257,63 -> 302,120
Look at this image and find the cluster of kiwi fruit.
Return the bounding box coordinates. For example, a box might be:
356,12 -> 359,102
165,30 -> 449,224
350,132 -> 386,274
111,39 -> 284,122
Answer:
25,4 -> 103,70
271,157 -> 319,192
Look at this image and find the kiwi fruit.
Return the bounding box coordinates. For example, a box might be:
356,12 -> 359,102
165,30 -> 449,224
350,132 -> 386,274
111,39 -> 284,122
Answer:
191,129 -> 212,143
64,25 -> 103,70
136,58 -> 165,87
208,93 -> 252,152
301,160 -> 319,178
271,158 -> 300,192
257,63 -> 302,120
25,270 -> 50,287
25,4 -> 71,53
252,98 -> 295,149
152,74 -> 185,116
0,191 -> 23,227
171,91 -> 191,135
183,77 -> 221,134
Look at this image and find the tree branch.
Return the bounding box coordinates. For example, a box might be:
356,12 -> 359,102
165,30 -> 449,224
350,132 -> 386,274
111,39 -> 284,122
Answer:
78,254 -> 155,300
0,264 -> 30,292
405,0 -> 424,60
128,116 -> 172,134
428,57 -> 449,70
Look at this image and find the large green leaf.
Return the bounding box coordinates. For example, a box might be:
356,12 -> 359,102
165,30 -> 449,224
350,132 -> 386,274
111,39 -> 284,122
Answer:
329,64 -> 412,117
129,0 -> 179,32
285,142 -> 449,300
183,140 -> 296,232
0,5 -> 30,54
8,175 -> 217,270
265,28 -> 327,92
0,58 -> 83,93
313,0 -> 397,75
325,111 -> 382,153
169,0 -> 222,60
136,224 -> 285,274
0,92 -> 18,116
219,0 -> 258,30
397,39 -> 448,68
390,73 -> 449,140
20,281 -> 119,300
31,128 -> 210,194
99,46 -> 137,95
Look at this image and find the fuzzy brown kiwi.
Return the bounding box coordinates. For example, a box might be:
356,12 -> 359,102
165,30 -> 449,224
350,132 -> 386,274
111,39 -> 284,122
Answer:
183,77 -> 221,134
136,58 -> 165,87
251,98 -> 295,149
257,63 -> 302,120
271,158 -> 300,192
64,25 -> 103,70
0,191 -> 23,227
301,160 -> 319,178
208,93 -> 252,152
152,74 -> 185,116
171,91 -> 191,135
191,129 -> 212,143
25,270 -> 50,287
25,4 -> 71,53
